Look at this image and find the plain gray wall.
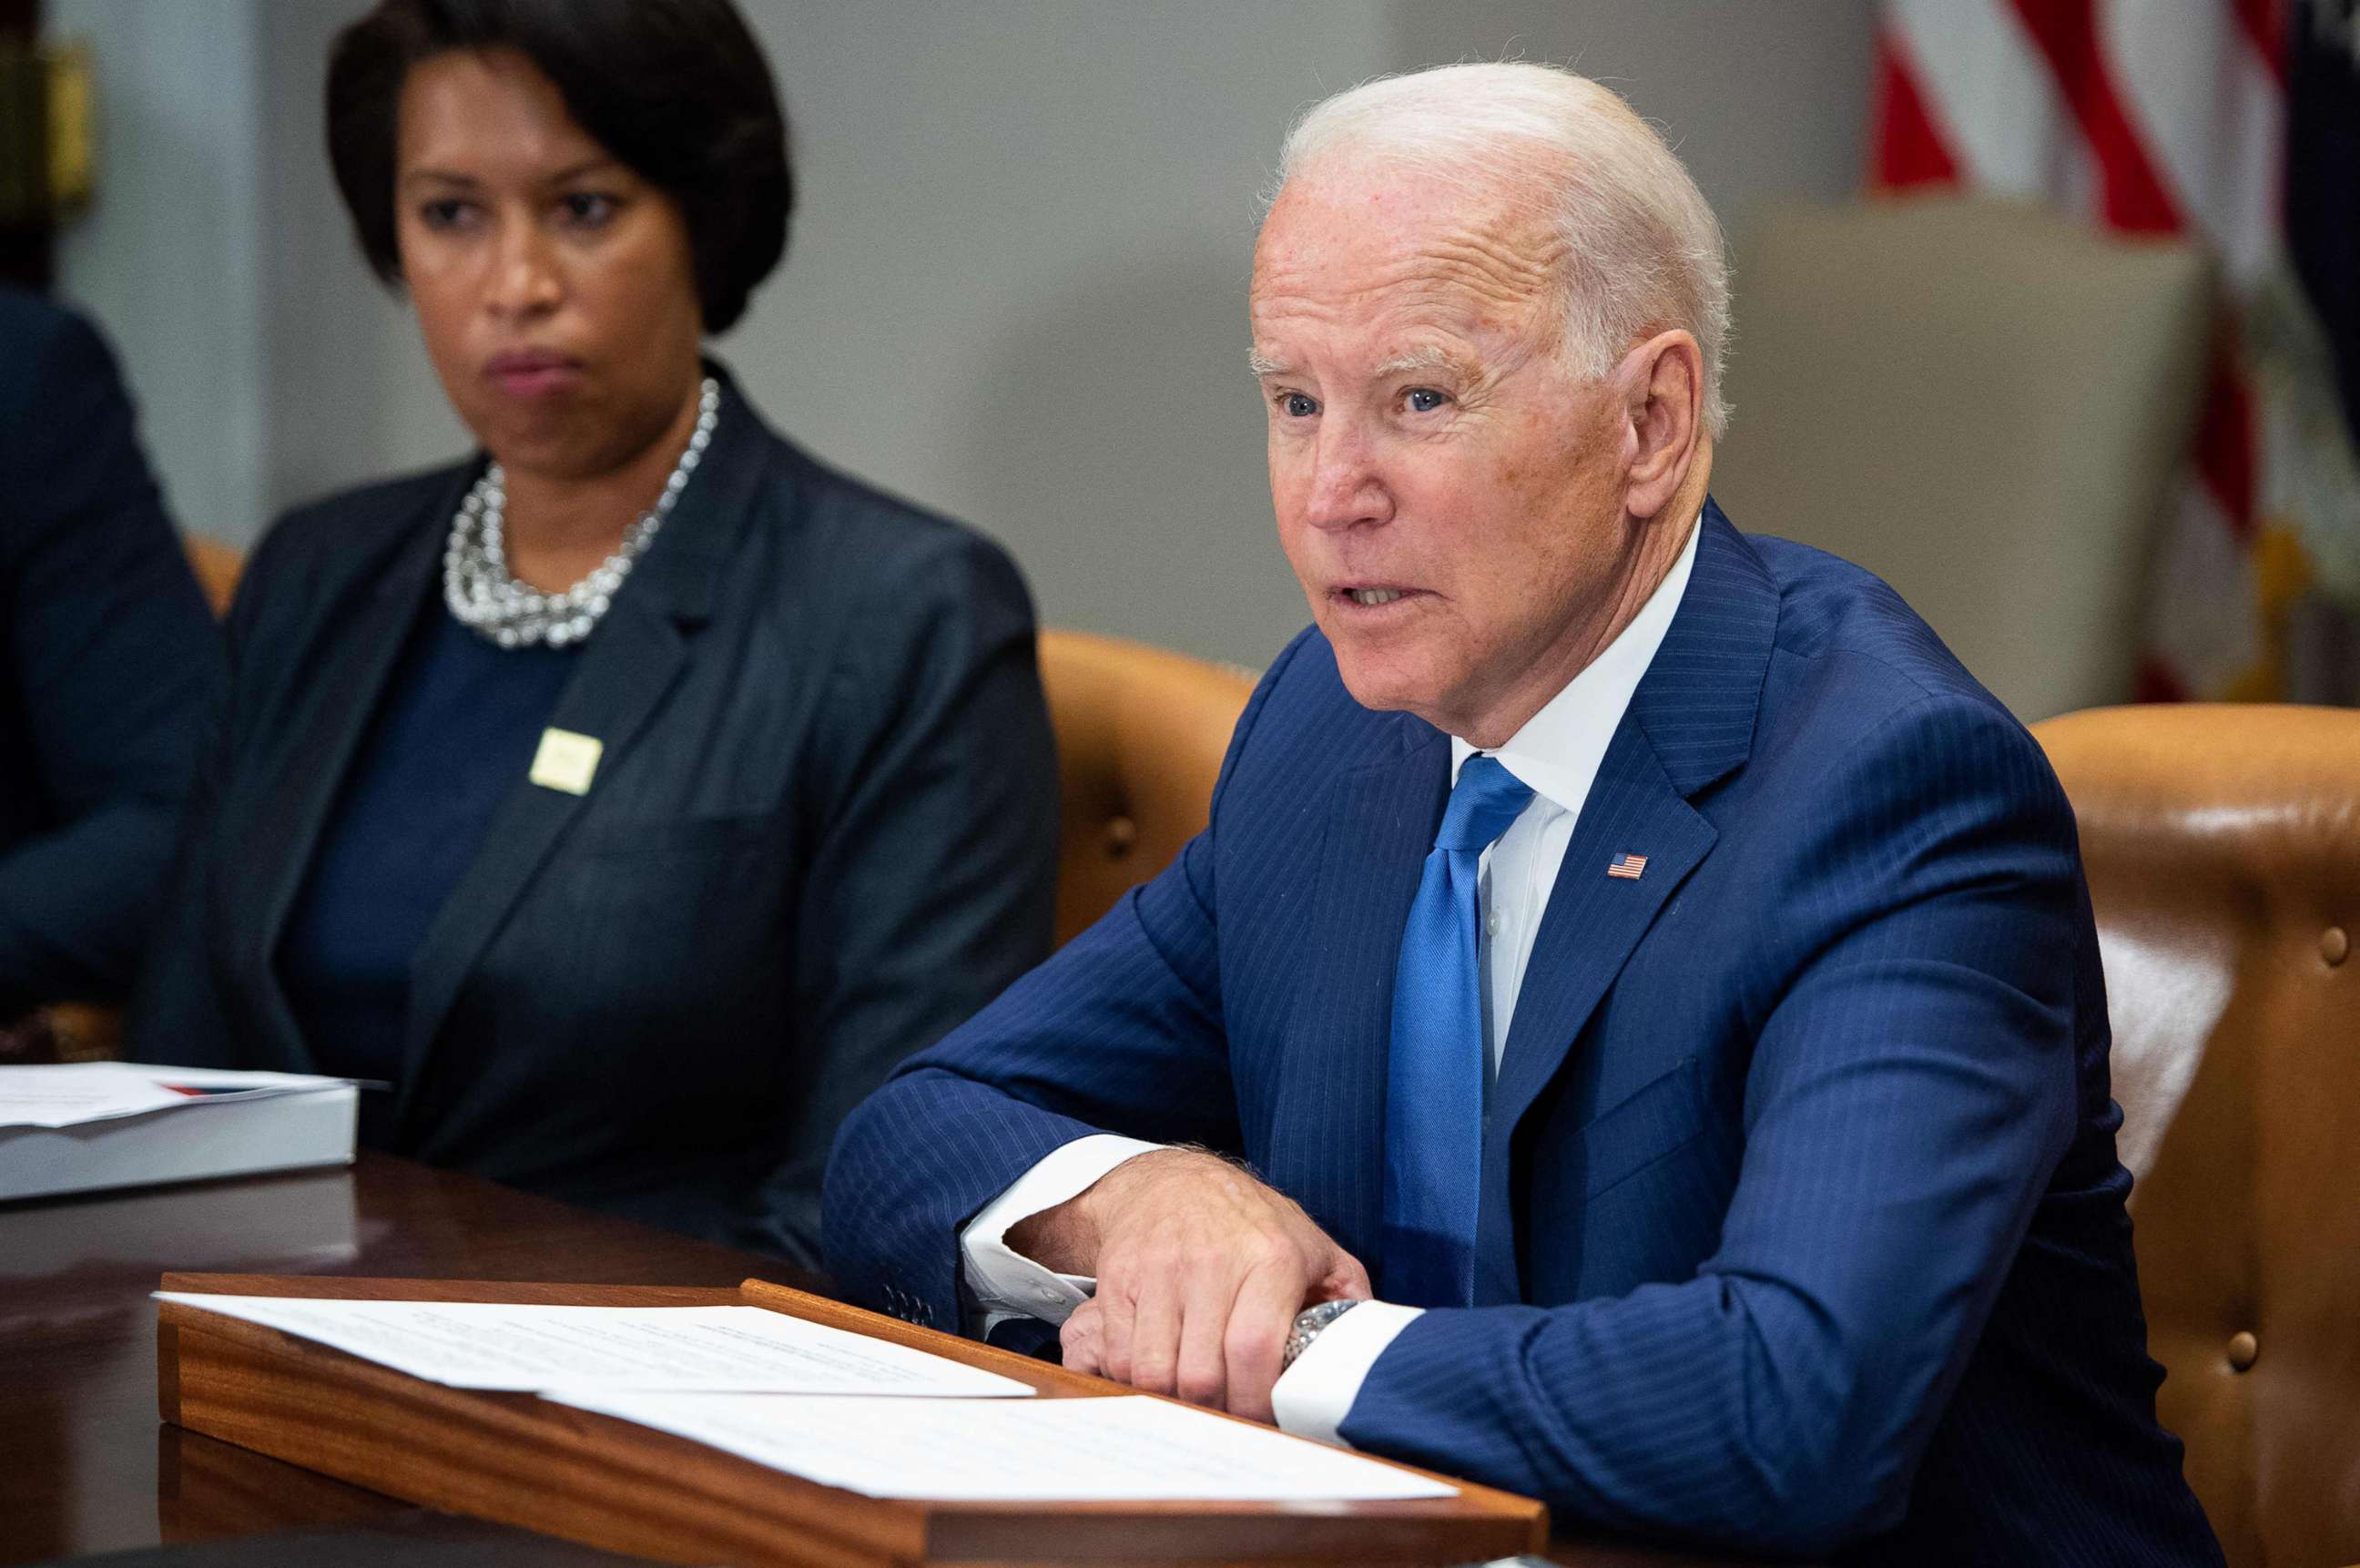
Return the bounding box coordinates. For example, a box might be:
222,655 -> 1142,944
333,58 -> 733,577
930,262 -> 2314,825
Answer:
55,0 -> 1874,668
48,0 -> 270,551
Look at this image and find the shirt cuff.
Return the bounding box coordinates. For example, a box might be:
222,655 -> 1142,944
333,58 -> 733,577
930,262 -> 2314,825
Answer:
956,1134 -> 1167,1335
1269,1300 -> 1424,1447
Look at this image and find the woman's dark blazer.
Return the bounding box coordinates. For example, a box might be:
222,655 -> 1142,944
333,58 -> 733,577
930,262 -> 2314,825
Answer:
129,371 -> 1060,1269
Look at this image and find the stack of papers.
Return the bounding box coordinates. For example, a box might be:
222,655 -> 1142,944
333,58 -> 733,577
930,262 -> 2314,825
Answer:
544,1390 -> 1460,1502
0,1062 -> 358,1201
156,1293 -> 1456,1503
0,1062 -> 349,1128
149,1294 -> 1033,1398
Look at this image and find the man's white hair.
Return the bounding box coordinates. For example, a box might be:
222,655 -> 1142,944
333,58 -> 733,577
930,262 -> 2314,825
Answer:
1274,62 -> 1732,439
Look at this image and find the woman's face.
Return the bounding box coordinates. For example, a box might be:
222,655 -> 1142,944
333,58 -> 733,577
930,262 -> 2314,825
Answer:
394,47 -> 705,484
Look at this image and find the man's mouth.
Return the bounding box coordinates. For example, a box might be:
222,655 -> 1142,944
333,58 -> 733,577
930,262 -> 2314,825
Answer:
1334,585 -> 1422,610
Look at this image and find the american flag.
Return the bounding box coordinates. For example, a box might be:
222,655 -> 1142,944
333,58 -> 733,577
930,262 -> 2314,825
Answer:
1607,853 -> 1649,881
1873,0 -> 2360,704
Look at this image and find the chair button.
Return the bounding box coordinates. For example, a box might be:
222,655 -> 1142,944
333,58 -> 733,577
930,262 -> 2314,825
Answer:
2324,927 -> 2349,966
2227,1330 -> 2259,1372
1104,816 -> 1138,860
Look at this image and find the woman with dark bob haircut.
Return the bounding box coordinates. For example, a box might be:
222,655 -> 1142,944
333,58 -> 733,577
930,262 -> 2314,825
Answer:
131,0 -> 1059,1269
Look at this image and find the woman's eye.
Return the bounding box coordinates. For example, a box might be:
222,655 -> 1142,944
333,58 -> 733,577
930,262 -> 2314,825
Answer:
1404,387 -> 1450,413
560,192 -> 617,228
418,199 -> 475,231
1277,392 -> 1318,418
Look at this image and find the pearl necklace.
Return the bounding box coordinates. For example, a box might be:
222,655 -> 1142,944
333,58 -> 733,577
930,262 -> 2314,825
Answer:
443,377 -> 721,648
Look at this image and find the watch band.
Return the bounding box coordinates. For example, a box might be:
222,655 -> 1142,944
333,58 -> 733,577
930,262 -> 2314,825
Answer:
1282,1298 -> 1361,1369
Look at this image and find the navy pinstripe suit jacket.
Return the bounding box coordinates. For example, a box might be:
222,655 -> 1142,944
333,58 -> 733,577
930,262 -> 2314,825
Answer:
825,504 -> 2222,1563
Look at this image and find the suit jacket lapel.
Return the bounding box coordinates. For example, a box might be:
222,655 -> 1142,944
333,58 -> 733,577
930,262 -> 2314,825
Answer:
233,488 -> 454,1072
1274,718 -> 1449,1263
1473,501 -> 1779,1302
391,367 -> 776,1125
1476,728 -> 1714,1301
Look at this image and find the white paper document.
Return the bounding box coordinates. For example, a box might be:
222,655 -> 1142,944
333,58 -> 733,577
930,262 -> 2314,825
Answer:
151,1295 -> 1033,1399
0,1063 -> 193,1127
0,1062 -> 354,1129
544,1390 -> 1459,1502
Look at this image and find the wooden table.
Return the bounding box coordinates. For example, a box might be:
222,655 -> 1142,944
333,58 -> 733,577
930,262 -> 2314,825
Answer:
0,1154 -> 1753,1567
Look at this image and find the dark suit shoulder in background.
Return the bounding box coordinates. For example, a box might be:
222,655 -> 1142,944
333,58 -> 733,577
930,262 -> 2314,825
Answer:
0,289 -> 223,1019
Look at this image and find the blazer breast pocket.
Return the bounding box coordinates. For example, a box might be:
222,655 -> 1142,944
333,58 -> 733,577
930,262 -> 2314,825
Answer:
537,811 -> 790,978
508,811 -> 796,1070
1573,1055 -> 1705,1203
562,809 -> 785,859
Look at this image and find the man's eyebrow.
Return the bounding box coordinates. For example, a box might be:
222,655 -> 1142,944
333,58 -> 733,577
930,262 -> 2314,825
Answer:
1246,348 -> 1289,378
1372,345 -> 1471,379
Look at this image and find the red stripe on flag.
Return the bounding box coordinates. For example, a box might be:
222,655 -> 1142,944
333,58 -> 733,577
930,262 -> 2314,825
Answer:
2230,0 -> 2288,86
2003,0 -> 2184,233
1870,28 -> 1961,190
2193,350 -> 2261,538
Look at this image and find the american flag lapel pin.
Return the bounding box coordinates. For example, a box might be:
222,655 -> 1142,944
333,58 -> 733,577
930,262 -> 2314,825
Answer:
1606,851 -> 1648,881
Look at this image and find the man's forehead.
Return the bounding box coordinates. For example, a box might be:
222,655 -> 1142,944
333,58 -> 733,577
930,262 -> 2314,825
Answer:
1251,167 -> 1561,324
1247,246 -> 1560,371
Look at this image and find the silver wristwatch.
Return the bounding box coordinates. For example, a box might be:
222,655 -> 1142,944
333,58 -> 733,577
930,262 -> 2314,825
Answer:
1282,1298 -> 1361,1369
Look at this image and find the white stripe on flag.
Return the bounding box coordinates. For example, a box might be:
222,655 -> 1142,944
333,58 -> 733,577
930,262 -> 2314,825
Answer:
2101,0 -> 2284,284
1887,0 -> 2094,203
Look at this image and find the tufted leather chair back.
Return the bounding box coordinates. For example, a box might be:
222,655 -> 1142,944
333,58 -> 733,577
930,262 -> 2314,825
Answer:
2033,705 -> 2360,1568
1037,629 -> 1256,949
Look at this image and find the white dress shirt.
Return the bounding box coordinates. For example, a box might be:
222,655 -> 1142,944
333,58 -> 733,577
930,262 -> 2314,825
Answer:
959,517 -> 1703,1444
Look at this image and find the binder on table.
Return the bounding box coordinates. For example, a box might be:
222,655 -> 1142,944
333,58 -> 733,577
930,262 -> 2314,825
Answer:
156,1272 -> 1549,1567
1,1065 -> 356,1202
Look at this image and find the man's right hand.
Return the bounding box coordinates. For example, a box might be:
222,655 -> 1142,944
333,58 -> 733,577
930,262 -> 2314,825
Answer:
1006,1147 -> 1371,1423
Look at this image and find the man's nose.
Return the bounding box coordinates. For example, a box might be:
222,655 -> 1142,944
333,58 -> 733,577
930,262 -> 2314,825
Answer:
1304,423 -> 1390,532
487,220 -> 563,319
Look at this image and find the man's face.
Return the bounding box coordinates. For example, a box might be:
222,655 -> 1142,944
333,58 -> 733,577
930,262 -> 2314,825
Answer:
1251,163 -> 1641,744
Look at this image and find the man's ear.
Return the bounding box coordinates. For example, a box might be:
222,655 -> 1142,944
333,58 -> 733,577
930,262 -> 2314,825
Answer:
1618,330 -> 1704,519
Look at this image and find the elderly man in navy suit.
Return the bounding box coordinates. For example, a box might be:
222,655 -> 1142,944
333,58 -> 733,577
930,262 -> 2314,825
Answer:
826,63 -> 2221,1563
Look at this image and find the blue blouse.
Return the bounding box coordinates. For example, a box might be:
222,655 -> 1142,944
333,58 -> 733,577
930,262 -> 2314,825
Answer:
279,596 -> 575,1141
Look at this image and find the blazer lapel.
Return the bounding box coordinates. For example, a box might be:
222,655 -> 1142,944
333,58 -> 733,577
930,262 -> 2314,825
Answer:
1473,501 -> 1779,1302
233,491 -> 454,1072
1475,728 -> 1714,1301
391,367 -> 775,1125
1272,718 -> 1449,1264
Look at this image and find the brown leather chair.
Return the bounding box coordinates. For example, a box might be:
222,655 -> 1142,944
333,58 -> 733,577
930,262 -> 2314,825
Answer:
2033,704 -> 2360,1568
1036,629 -> 1256,949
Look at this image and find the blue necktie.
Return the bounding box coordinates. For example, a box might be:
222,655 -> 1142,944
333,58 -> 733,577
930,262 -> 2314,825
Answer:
1381,754 -> 1534,1307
